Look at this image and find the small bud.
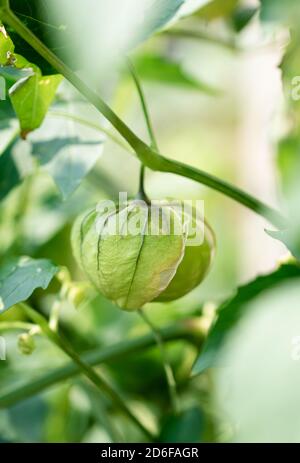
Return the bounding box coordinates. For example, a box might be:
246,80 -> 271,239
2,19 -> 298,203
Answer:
56,266 -> 71,285
66,282 -> 92,309
18,333 -> 36,356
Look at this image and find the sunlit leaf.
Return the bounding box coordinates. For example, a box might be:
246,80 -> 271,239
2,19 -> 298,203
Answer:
0,24 -> 14,65
193,263 -> 300,374
9,71 -> 62,138
0,256 -> 58,313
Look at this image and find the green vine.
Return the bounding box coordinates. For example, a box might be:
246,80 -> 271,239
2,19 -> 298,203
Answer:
0,4 -> 286,229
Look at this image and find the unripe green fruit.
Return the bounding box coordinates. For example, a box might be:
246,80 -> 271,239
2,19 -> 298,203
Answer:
155,217 -> 215,302
18,333 -> 36,356
71,200 -> 215,311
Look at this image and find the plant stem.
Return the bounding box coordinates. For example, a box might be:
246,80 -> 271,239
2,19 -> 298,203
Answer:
138,309 -> 179,414
1,7 -> 286,228
18,303 -> 155,441
127,58 -> 158,201
127,59 -> 158,151
0,319 -> 201,408
0,321 -> 36,332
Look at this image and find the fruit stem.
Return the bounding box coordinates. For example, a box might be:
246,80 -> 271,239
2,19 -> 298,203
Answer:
127,58 -> 158,202
138,308 -> 180,415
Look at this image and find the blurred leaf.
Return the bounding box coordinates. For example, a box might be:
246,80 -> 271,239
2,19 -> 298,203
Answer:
159,407 -> 205,443
8,396 -> 48,442
269,136 -> 300,260
260,0 -> 300,23
0,24 -> 14,65
31,136 -> 104,199
0,256 -> 58,313
0,137 -> 21,201
266,229 -> 300,261
8,0 -> 68,74
133,54 -> 219,94
277,137 -> 300,194
213,278 -> 300,442
0,98 -> 15,124
136,0 -> 185,43
193,263 -> 300,374
8,0 -> 186,79
9,70 -> 62,138
0,24 -> 63,136
194,0 -> 239,20
231,6 -> 258,32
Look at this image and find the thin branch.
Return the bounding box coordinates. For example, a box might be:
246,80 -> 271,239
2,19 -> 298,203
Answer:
18,302 -> 156,441
127,58 -> 158,151
0,319 -> 200,408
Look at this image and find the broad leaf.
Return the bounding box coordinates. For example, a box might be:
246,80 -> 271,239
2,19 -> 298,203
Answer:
266,229 -> 300,261
267,136 -> 300,260
193,263 -> 300,374
138,0 -> 185,41
133,54 -> 219,94
0,256 -> 58,313
29,113 -> 105,199
0,25 -> 63,136
41,0 -> 186,81
9,70 -> 62,138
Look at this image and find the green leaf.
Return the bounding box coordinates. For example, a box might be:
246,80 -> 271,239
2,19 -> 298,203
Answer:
193,263 -> 300,374
260,0 -> 300,23
0,24 -> 14,65
137,0 -> 185,42
133,54 -> 219,94
0,136 -> 21,201
0,256 -> 58,313
269,136 -> 300,260
194,0 -> 239,20
159,407 -> 205,443
266,229 -> 300,261
9,71 -> 62,138
31,136 -> 104,199
0,24 -> 63,135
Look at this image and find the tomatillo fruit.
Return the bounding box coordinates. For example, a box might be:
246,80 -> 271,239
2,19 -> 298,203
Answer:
71,200 -> 215,311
